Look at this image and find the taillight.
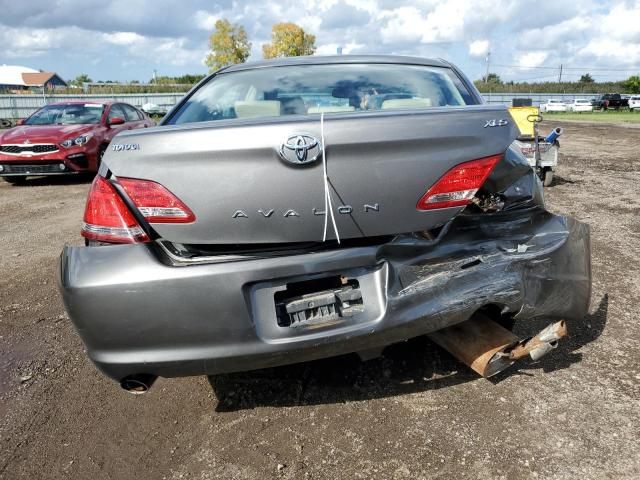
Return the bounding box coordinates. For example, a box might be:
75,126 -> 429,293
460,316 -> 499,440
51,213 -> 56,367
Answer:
417,154 -> 501,210
117,177 -> 195,223
82,176 -> 149,244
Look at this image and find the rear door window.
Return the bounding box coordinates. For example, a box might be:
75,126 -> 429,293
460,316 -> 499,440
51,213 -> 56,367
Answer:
167,63 -> 475,125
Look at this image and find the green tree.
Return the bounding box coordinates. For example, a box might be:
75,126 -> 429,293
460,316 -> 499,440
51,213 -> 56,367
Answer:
70,74 -> 92,86
262,22 -> 316,59
622,75 -> 640,93
204,19 -> 251,72
481,73 -> 502,84
579,73 -> 595,83
175,74 -> 206,84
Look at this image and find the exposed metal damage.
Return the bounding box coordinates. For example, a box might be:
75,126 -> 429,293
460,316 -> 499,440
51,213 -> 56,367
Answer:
428,315 -> 568,378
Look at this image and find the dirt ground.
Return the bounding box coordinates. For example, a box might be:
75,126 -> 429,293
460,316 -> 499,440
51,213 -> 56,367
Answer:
1,121 -> 639,480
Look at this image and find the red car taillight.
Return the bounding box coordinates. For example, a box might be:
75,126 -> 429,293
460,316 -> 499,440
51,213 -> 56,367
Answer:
81,176 -> 195,244
117,177 -> 195,223
417,154 -> 501,210
82,176 -> 150,244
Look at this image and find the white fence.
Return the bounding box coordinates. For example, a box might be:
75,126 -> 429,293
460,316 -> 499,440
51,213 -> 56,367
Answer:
0,93 -> 187,120
0,92 -> 600,120
482,92 -> 598,106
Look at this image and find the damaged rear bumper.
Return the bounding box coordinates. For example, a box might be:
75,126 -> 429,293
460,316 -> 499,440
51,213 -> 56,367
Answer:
58,208 -> 590,382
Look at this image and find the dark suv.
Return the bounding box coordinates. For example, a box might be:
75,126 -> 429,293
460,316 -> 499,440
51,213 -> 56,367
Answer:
592,93 -> 629,110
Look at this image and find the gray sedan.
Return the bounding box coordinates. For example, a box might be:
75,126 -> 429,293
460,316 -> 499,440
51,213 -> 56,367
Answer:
58,55 -> 591,393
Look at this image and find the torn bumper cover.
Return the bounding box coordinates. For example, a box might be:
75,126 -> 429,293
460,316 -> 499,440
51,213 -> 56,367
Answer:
58,208 -> 590,382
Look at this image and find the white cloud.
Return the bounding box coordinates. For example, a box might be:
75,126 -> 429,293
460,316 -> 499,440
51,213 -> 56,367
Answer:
469,39 -> 489,58
105,32 -> 146,46
193,10 -> 220,31
517,51 -> 549,68
316,41 -> 366,55
517,16 -> 592,49
380,2 -> 471,45
380,7 -> 427,44
0,26 -> 91,57
601,2 -> 640,42
0,0 -> 638,82
578,38 -> 640,64
0,24 -> 206,73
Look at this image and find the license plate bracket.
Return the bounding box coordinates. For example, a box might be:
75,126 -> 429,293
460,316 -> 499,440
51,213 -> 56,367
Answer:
275,276 -> 364,328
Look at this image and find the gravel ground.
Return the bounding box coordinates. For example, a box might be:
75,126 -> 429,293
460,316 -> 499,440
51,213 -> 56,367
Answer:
0,122 -> 638,479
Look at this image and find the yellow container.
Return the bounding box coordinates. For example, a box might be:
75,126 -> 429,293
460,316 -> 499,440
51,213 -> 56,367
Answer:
508,106 -> 539,137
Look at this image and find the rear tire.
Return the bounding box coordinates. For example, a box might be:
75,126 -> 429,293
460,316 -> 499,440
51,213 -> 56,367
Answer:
3,176 -> 27,185
543,169 -> 553,187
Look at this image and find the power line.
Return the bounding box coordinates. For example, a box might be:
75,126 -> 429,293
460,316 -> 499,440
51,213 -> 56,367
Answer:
510,74 -> 560,82
508,71 -> 631,80
494,71 -> 631,82
491,63 -> 639,72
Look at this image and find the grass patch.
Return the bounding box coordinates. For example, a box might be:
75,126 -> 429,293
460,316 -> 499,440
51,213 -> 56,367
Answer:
543,110 -> 640,124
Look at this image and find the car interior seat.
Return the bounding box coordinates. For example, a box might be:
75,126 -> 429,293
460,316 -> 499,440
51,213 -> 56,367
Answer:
307,106 -> 356,114
381,98 -> 432,110
234,101 -> 281,119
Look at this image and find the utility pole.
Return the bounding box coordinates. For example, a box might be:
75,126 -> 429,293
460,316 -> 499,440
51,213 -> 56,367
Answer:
558,64 -> 563,83
485,50 -> 491,84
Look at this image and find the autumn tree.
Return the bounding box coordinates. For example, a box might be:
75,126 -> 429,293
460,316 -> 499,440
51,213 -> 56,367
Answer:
205,19 -> 251,72
262,23 -> 316,59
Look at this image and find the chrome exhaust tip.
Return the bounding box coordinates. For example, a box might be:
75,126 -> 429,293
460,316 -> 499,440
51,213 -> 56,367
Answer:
120,374 -> 157,394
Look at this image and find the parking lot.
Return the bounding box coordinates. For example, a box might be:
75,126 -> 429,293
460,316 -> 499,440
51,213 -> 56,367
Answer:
1,121 -> 639,479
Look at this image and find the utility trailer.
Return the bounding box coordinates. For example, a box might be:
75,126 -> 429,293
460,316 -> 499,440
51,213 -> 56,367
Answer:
509,106 -> 561,187
512,137 -> 558,186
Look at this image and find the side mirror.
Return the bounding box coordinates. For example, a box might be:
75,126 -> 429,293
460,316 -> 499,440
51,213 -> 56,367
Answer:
16,119 -> 25,126
108,116 -> 125,126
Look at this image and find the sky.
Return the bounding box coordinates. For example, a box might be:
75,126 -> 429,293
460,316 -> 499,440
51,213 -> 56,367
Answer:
0,0 -> 639,83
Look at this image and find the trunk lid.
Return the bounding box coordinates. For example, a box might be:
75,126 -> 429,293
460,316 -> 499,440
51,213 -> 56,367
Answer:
105,105 -> 517,244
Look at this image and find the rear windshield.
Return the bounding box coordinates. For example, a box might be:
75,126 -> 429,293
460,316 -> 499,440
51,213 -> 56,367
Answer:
166,63 -> 475,125
25,103 -> 104,125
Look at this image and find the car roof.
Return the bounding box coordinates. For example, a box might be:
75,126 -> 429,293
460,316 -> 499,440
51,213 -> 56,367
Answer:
47,100 -> 112,106
221,55 -> 450,73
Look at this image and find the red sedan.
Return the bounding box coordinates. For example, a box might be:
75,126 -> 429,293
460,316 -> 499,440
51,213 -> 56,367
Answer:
0,101 -> 154,184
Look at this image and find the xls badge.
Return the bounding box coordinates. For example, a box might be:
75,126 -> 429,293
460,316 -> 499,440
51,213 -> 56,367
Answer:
484,119 -> 509,128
